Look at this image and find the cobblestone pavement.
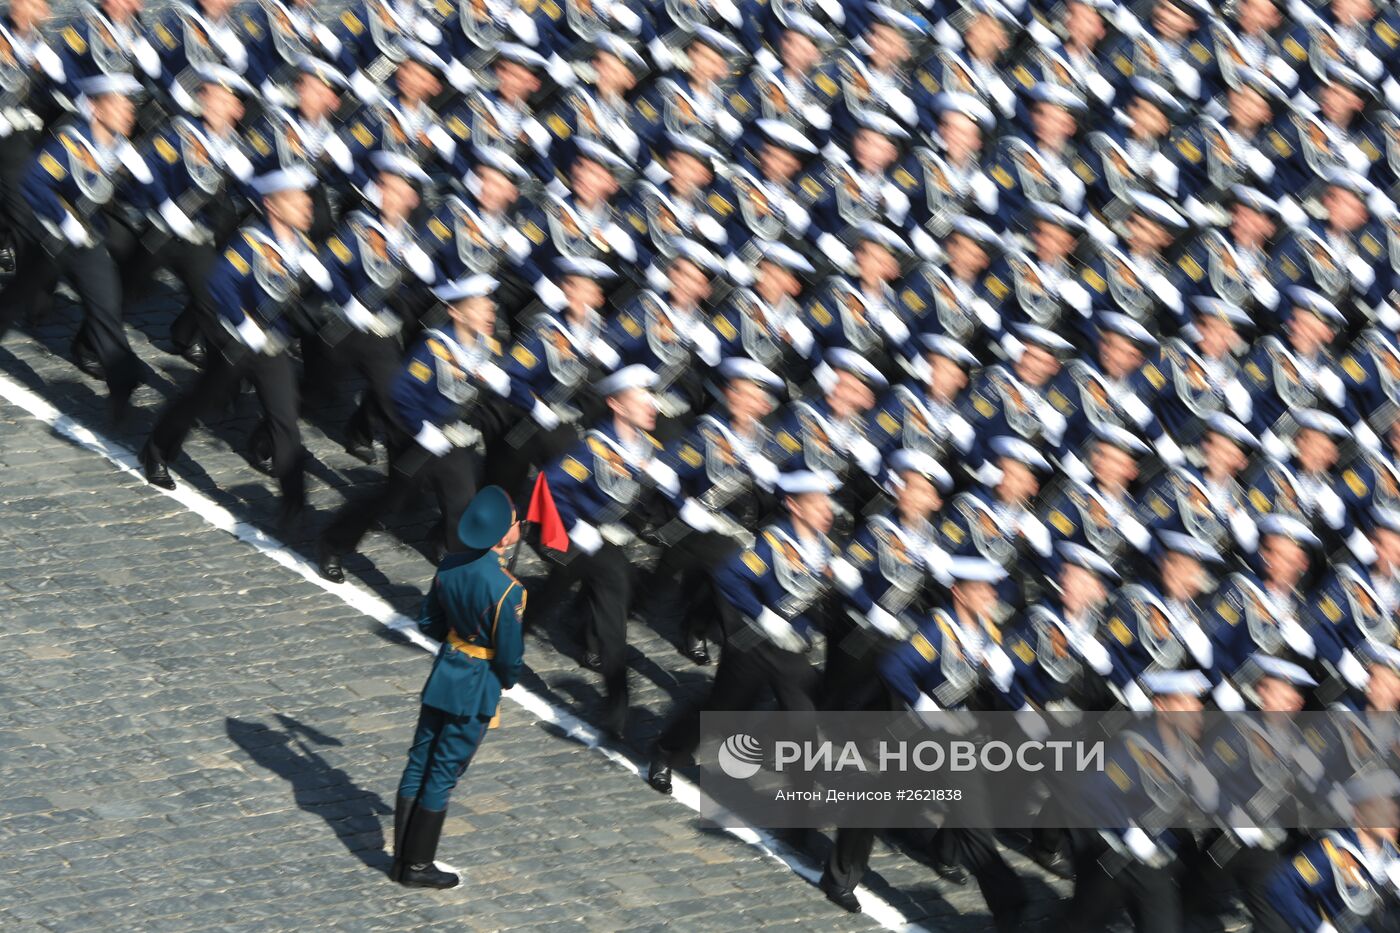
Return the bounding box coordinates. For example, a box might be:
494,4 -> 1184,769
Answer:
0,288 -> 1071,931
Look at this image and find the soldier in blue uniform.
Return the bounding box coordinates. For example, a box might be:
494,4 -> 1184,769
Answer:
902,215 -> 1005,353
634,27 -> 747,153
905,93 -> 999,248
149,0 -> 252,113
391,485 -> 525,889
990,82 -> 1095,229
1139,412 -> 1259,556
526,365 -> 680,737
1042,423 -> 1154,564
127,63 -> 256,365
317,274 -> 513,581
528,138 -> 645,278
727,118 -> 831,255
0,72 -> 147,417
962,322 -> 1074,472
1080,189 -> 1194,333
541,34 -> 649,168
312,151 -> 438,464
239,0 -> 356,96
57,0 -> 163,94
802,222 -> 914,368
646,357 -> 785,664
868,333 -> 977,463
625,132 -> 742,269
710,240 -> 818,380
141,167 -> 332,524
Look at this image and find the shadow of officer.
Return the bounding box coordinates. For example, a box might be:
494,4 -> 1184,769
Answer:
391,485 -> 526,889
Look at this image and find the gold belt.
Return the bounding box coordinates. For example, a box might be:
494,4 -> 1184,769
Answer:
447,630 -> 495,659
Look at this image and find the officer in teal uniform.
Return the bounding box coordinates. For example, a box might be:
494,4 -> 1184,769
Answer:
391,486 -> 526,889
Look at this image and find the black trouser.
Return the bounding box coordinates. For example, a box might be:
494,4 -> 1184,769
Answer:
1058,834 -> 1181,933
302,327 -> 403,447
482,417 -> 580,509
526,541 -> 634,724
0,224 -> 141,402
149,342 -> 305,506
1183,832 -> 1284,932
655,604 -> 820,765
126,237 -> 219,353
321,433 -> 481,557
0,129 -> 39,234
646,528 -> 741,644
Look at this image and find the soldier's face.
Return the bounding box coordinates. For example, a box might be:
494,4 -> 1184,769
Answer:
1151,0 -> 1197,39
666,151 -> 712,192
562,274 -> 604,311
787,491 -> 834,535
12,0 -> 50,29
570,157 -> 618,203
1320,83 -> 1364,124
199,85 -> 244,133
1064,1 -> 1106,46
1160,551 -> 1206,598
895,470 -> 941,521
1261,535 -> 1309,586
1032,221 -> 1076,262
965,13 -> 1009,60
829,370 -> 876,415
668,258 -> 711,305
779,31 -> 821,73
1323,186 -> 1368,231
1255,676 -> 1304,712
298,75 -> 340,121
609,387 -> 658,431
1126,214 -> 1171,253
593,53 -> 636,96
853,128 -> 898,173
477,166 -> 518,212
1059,563 -> 1107,614
92,92 -> 136,138
940,113 -> 982,160
1227,87 -> 1271,128
927,353 -> 969,400
1015,344 -> 1060,385
760,260 -> 803,298
953,580 -> 997,618
996,458 -> 1038,502
725,378 -> 776,424
1287,309 -> 1335,353
759,144 -> 802,183
1332,0 -> 1374,27
1202,431 -> 1248,476
1238,0 -> 1281,31
377,172 -> 419,221
1353,797 -> 1399,842
855,241 -> 898,282
946,233 -> 990,277
1090,442 -> 1139,489
687,42 -> 727,84
396,61 -> 441,103
451,296 -> 496,335
1031,103 -> 1077,147
494,60 -> 541,102
201,0 -> 234,18
1195,313 -> 1241,358
1373,527 -> 1400,572
1128,98 -> 1168,138
1153,694 -> 1204,737
1230,203 -> 1275,247
103,0 -> 142,19
1098,331 -> 1144,379
1294,428 -> 1339,473
868,24 -> 910,68
266,188 -> 313,231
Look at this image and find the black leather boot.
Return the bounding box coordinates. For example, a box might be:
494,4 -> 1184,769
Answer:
140,441 -> 175,490
398,806 -> 459,889
389,795 -> 416,882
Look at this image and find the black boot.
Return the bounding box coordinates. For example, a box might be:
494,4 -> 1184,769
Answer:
140,441 -> 175,490
71,337 -> 103,379
317,541 -> 346,584
389,795 -> 416,882
398,806 -> 459,889
646,749 -> 673,795
819,867 -> 862,913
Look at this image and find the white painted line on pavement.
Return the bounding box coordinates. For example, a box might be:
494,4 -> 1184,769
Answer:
0,370 -> 927,933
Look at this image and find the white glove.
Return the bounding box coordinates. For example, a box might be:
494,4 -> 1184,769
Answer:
591,338 -> 621,370
1245,146 -> 1275,181
59,213 -> 89,247
694,212 -> 726,246
1339,650 -> 1371,690
1281,617 -> 1316,659
570,520 -> 603,555
158,198 -> 199,242
235,317 -> 268,353
749,456 -> 779,491
425,124 -> 458,163
913,692 -> 941,712
1188,761 -> 1220,811
848,437 -> 882,476
828,556 -> 862,594
131,36 -> 161,79
342,296 -> 376,332
644,459 -> 680,496
349,70 -> 379,104
866,605 -> 910,639
414,423 -> 452,456
679,498 -> 715,532
322,134 -> 354,174
1124,827 -> 1163,864
1019,516 -> 1052,557
531,399 -> 561,430
784,318 -> 815,358
477,361 -> 511,397
1122,681 -> 1153,712
445,60 -> 475,94
1077,636 -> 1114,676
1178,621 -> 1213,668
1120,516 -> 1152,552
1119,391 -> 1153,428
802,103 -> 832,131
755,607 -> 807,652
1212,681 -> 1245,712
1017,703 -> 1050,741
715,109 -> 742,142
535,277 -> 568,312
983,645 -> 1015,692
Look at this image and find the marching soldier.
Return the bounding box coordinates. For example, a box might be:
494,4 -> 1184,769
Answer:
141,167 -> 332,524
318,275 -> 513,581
0,72 -> 147,417
647,357 -> 785,664
869,334 -> 978,463
526,365 -> 680,738
57,0 -> 162,91
392,485 -> 524,889
710,240 -> 818,379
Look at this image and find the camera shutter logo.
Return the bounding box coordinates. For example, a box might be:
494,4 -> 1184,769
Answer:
718,733 -> 764,779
